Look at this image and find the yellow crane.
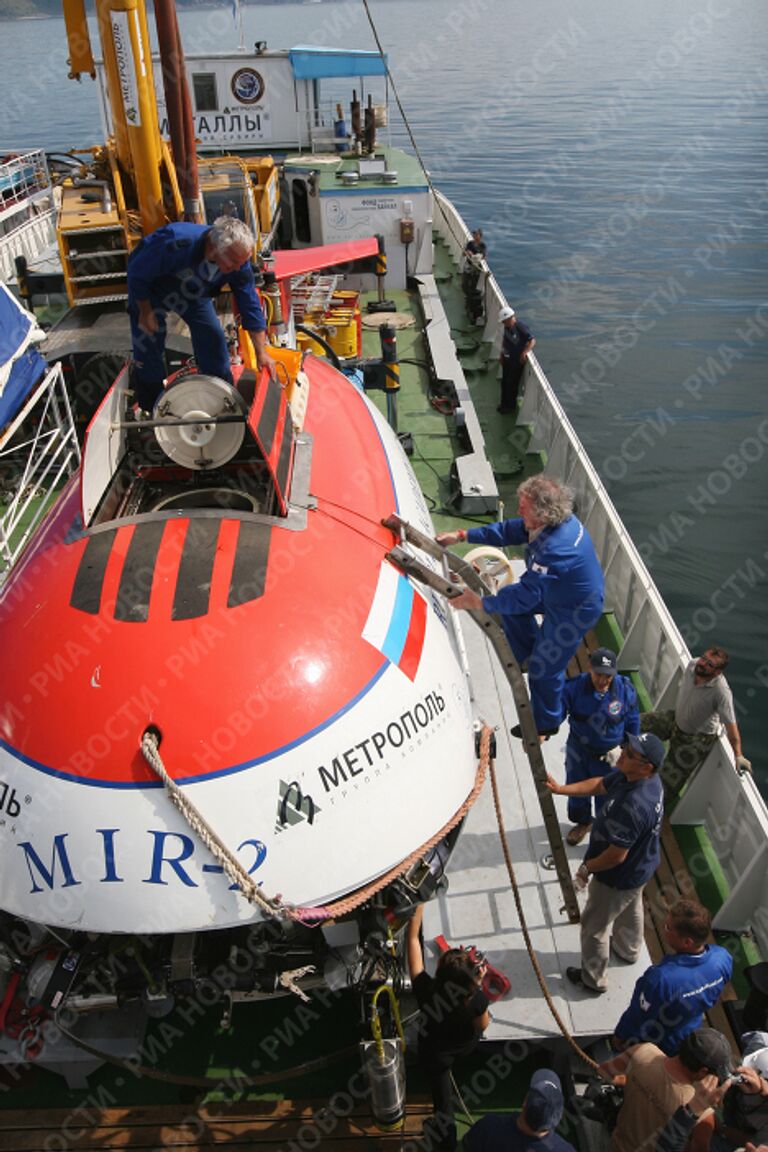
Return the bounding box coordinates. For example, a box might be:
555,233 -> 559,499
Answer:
59,0 -> 186,305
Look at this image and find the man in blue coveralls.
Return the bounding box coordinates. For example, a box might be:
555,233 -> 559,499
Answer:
437,475 -> 605,736
610,898 -> 733,1056
546,731 -> 665,994
127,215 -> 274,412
560,647 -> 640,846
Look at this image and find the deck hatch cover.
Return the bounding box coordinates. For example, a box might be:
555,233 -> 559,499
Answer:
248,375 -> 294,518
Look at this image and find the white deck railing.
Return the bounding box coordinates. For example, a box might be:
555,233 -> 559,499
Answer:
0,362 -> 80,581
0,206 -> 57,284
0,150 -> 51,217
434,188 -> 768,956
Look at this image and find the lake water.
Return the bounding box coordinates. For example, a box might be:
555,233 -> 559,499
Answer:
1,0 -> 767,787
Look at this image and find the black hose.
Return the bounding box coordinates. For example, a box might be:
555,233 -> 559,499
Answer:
295,324 -> 342,371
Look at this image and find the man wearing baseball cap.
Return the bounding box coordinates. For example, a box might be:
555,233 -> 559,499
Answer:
560,647 -> 640,846
463,1067 -> 577,1150
546,731 -> 665,994
497,305 -> 535,414
610,1026 -> 734,1152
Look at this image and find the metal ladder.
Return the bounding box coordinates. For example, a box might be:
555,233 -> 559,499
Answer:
383,514 -> 580,923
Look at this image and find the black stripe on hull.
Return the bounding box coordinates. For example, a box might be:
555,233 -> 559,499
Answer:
70,530 -> 117,615
228,521 -> 271,608
115,520 -> 166,622
172,519 -> 220,621
71,515 -> 273,622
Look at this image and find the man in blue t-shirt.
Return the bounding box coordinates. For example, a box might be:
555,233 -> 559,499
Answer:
561,647 -> 640,846
612,898 -> 733,1055
463,1068 -> 577,1151
127,216 -> 274,411
547,731 -> 665,994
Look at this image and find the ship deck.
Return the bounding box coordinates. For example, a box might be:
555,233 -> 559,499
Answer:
422,606 -> 653,1043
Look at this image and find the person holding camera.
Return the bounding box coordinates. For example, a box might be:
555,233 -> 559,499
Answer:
681,1032 -> 768,1151
606,1026 -> 734,1152
406,904 -> 490,1151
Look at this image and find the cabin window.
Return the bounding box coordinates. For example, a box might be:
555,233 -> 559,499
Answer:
292,179 -> 311,244
192,73 -> 218,113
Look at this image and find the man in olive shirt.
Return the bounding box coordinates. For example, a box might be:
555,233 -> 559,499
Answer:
642,647 -> 751,805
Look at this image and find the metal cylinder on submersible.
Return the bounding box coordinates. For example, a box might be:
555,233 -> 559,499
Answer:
361,1037 -> 406,1129
361,984 -> 406,1129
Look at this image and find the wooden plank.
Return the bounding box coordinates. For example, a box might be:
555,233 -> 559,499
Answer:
1,1138 -> 424,1152
0,1101 -> 434,1151
0,1100 -> 432,1129
566,629 -> 602,679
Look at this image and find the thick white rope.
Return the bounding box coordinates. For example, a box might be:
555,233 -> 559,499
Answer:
141,731 -> 288,919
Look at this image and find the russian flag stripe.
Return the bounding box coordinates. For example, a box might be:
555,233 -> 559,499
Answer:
363,562 -> 426,679
383,571 -> 414,664
398,590 -> 427,681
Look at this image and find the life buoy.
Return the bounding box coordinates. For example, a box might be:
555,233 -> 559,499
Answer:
463,546 -> 516,593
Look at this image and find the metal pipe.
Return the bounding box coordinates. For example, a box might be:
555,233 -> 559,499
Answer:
154,0 -> 201,220
72,177 -> 113,214
64,994 -> 120,1014
154,1 -> 186,183
176,18 -> 201,220
114,414 -> 246,430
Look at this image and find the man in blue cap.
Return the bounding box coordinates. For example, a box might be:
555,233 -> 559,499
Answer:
463,1067 -> 576,1150
547,731 -> 665,994
560,647 -> 640,846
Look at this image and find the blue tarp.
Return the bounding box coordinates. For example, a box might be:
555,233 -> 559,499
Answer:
0,283 -> 46,430
0,346 -> 47,430
289,46 -> 387,80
